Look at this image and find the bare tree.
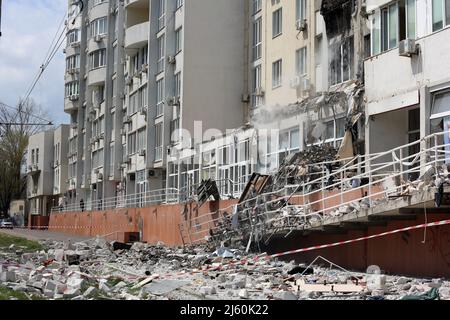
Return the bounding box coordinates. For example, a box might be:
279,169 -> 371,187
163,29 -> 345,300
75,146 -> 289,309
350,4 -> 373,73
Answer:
0,98 -> 52,216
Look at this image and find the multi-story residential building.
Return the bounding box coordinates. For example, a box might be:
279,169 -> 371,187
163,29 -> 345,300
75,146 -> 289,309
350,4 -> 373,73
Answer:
365,0 -> 450,168
26,125 -> 70,217
64,0 -> 247,208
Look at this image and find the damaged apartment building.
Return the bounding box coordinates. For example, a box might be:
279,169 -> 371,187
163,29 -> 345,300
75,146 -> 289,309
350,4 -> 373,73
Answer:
168,0 -> 368,201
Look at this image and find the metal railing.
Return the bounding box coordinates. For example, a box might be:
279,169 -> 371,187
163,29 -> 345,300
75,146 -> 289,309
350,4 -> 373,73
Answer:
52,188 -> 179,213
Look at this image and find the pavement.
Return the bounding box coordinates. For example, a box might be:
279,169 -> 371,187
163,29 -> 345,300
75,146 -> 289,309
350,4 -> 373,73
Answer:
0,228 -> 91,242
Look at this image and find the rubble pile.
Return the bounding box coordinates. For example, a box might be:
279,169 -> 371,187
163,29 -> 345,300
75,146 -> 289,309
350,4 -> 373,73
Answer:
1,239 -> 448,300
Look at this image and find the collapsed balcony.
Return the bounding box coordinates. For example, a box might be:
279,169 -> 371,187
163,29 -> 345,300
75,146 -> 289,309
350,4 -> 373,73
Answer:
184,130 -> 450,247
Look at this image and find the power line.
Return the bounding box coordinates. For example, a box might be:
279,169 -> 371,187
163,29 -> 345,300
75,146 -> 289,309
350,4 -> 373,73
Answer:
0,101 -> 53,125
0,0 -> 3,38
20,0 -> 84,108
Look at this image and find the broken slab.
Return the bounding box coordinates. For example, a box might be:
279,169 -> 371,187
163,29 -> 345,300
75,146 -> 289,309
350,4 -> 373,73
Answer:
142,279 -> 190,296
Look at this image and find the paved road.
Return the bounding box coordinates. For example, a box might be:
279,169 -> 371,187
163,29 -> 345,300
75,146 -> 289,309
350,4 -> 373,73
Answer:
0,228 -> 91,242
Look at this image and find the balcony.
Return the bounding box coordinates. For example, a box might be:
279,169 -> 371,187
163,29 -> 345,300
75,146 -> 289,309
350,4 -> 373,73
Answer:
88,66 -> 106,86
64,96 -> 79,113
365,27 -> 450,116
125,21 -> 149,52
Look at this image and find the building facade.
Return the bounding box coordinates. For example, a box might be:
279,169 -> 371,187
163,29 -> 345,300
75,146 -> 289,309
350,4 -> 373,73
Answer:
64,0 -> 247,209
26,125 -> 70,217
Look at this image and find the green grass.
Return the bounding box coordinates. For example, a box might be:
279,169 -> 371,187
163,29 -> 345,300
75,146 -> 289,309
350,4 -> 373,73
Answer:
0,232 -> 43,252
0,286 -> 46,300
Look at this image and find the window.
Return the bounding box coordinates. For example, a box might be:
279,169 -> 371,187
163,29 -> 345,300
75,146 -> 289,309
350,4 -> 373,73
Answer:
90,17 -> 107,38
252,65 -> 262,107
157,35 -> 165,74
137,128 -> 146,151
128,132 -> 137,155
296,47 -> 307,76
253,0 -> 262,14
406,0 -> 416,39
329,36 -> 354,86
296,0 -> 307,23
174,72 -> 181,97
141,46 -> 148,66
140,85 -> 148,108
272,59 -> 282,88
36,149 -> 39,165
432,0 -> 450,31
158,0 -> 166,31
89,49 -> 106,69
31,150 -> 35,165
272,8 -> 282,37
252,18 -> 262,61
155,123 -> 163,161
372,0 -> 416,55
67,29 -> 79,45
129,92 -> 138,115
175,28 -> 182,54
65,82 -> 79,97
110,144 -> 115,168
156,79 -> 165,116
266,127 -> 300,170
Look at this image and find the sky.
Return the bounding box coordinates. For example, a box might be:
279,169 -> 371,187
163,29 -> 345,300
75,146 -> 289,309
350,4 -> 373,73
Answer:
0,0 -> 69,125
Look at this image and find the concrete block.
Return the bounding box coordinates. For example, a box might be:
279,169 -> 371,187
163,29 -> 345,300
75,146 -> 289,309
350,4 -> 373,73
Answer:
200,286 -> 217,295
63,288 -> 81,298
238,289 -> 249,299
274,291 -> 298,300
54,249 -> 65,262
66,276 -> 85,290
83,286 -> 99,297
43,289 -> 55,298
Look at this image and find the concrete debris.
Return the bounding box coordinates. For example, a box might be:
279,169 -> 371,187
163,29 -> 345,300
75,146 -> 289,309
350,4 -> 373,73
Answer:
1,239 -> 449,300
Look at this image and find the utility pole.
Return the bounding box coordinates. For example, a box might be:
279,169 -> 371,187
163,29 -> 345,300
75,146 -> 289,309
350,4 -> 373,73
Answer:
0,0 -> 3,38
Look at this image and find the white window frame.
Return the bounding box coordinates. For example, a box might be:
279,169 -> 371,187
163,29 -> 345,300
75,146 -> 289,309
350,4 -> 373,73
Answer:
272,59 -> 282,88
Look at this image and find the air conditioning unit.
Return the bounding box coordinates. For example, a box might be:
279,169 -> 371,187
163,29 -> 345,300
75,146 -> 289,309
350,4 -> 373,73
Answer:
290,76 -> 301,88
97,173 -> 104,180
94,168 -> 100,174
254,87 -> 265,96
124,116 -> 132,124
167,55 -> 176,64
139,149 -> 146,157
399,39 -> 419,57
296,19 -> 308,32
125,76 -> 132,85
94,35 -> 102,42
69,94 -> 79,101
140,107 -> 147,116
141,64 -> 149,73
71,42 -> 80,48
167,96 -> 180,106
99,133 -> 105,140
148,169 -> 160,178
300,77 -> 311,91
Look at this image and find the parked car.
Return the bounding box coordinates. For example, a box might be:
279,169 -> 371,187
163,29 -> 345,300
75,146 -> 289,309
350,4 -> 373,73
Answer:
0,218 -> 14,229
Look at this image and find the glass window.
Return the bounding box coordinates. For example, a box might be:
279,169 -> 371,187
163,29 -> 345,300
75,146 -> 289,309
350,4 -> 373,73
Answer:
157,35 -> 165,73
272,59 -> 282,88
174,72 -> 181,97
89,49 -> 106,69
272,8 -> 282,37
431,91 -> 450,119
253,0 -> 262,14
296,0 -> 307,22
433,0 -> 444,31
175,28 -> 182,54
296,47 -> 307,76
406,0 -> 416,39
128,132 -> 136,155
90,17 -> 107,38
137,128 -> 146,151
252,18 -> 262,61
